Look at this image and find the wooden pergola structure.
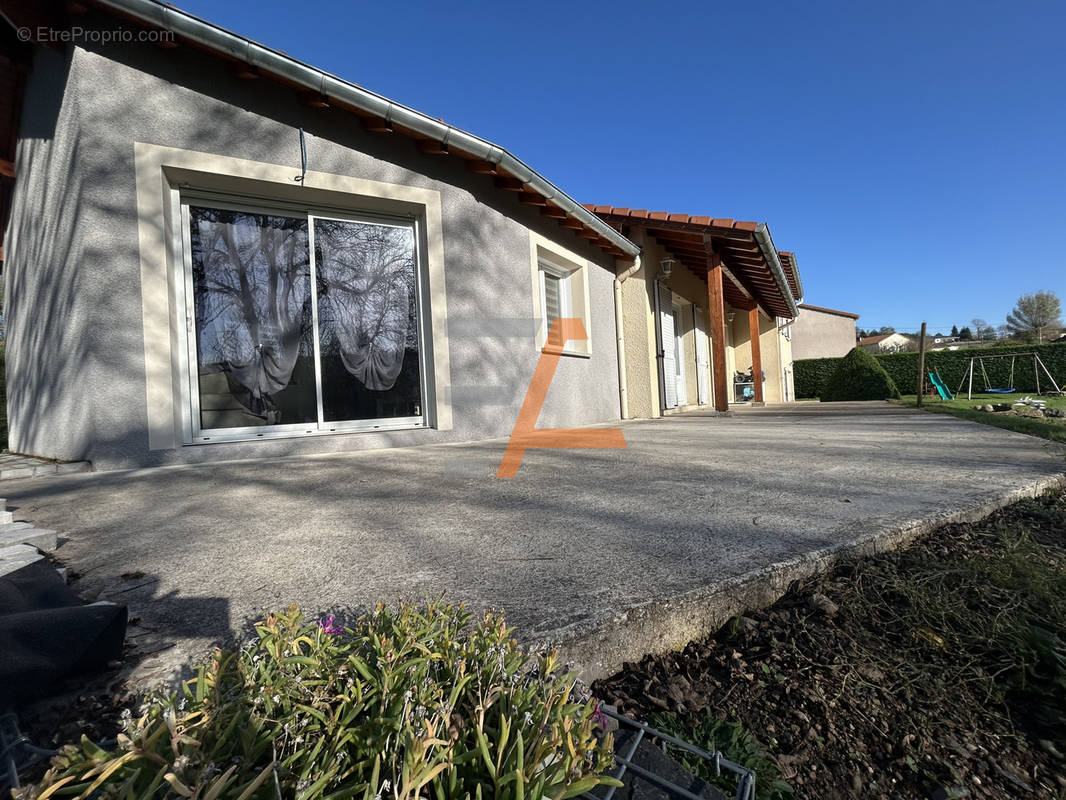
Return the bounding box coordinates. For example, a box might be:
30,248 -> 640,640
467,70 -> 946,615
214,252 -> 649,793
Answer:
586,207 -> 803,411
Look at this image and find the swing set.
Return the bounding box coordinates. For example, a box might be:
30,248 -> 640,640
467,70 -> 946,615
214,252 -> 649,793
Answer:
957,352 -> 1064,400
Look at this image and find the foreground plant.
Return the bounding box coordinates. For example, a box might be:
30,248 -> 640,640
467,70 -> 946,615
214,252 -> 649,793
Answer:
20,602 -> 617,800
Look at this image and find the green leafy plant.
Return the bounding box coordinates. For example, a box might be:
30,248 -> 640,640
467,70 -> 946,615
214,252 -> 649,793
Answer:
820,347 -> 900,402
649,711 -> 793,800
20,602 -> 618,800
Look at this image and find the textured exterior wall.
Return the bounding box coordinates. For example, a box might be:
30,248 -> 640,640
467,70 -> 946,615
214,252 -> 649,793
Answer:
619,232 -> 661,419
6,42 -> 620,469
758,315 -> 784,403
791,308 -> 857,360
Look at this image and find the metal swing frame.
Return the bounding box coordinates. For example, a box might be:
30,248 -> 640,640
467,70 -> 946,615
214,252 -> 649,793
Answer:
958,352 -> 1063,400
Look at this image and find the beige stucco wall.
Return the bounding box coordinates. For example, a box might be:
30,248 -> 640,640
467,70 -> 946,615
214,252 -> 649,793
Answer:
759,315 -> 784,403
619,233 -> 660,419
779,325 -> 795,402
791,308 -> 857,360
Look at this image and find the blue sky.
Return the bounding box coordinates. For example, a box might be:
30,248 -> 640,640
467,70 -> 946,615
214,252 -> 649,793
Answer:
180,0 -> 1065,335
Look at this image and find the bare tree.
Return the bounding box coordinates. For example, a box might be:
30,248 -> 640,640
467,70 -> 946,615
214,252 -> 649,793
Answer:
1005,291 -> 1062,343
971,318 -> 994,340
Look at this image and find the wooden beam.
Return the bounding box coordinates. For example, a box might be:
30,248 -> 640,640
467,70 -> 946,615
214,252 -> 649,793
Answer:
466,159 -> 498,175
301,91 -> 329,109
560,219 -> 584,230
361,116 -> 393,133
494,177 -> 525,192
518,191 -> 547,206
749,306 -> 763,404
230,62 -> 260,79
540,204 -> 567,219
0,159 -> 15,179
707,252 -> 729,412
417,139 -> 449,155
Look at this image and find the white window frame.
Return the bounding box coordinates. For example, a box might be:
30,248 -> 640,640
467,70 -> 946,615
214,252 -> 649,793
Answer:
177,195 -> 430,444
528,231 -> 592,357
133,142 -> 453,451
538,259 -> 572,332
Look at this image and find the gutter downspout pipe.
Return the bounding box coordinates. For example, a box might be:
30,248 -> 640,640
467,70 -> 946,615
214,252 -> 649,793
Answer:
614,255 -> 642,419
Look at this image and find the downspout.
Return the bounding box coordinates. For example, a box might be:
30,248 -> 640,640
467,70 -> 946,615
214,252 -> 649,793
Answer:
614,255 -> 642,419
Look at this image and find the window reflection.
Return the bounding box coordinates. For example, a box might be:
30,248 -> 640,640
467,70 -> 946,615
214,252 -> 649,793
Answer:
188,205 -> 423,432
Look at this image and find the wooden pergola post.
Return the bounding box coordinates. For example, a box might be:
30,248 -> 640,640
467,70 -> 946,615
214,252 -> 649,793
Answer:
706,251 -> 729,411
749,305 -> 764,404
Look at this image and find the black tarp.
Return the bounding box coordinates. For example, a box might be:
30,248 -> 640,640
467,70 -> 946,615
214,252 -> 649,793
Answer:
0,561 -> 127,709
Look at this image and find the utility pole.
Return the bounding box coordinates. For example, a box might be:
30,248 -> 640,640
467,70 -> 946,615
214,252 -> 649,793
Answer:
916,321 -> 927,408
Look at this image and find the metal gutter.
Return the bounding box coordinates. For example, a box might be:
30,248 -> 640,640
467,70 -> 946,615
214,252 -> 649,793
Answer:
753,223 -> 800,318
94,0 -> 640,258
784,252 -> 804,301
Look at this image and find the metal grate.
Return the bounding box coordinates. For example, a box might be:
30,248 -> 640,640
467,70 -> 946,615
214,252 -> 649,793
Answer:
584,707 -> 757,800
0,713 -> 57,793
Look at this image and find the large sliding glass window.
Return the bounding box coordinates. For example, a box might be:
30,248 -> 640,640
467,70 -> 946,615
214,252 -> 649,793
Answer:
184,200 -> 424,440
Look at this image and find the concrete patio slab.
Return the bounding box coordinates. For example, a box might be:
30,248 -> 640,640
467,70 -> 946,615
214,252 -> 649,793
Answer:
4,402 -> 1064,684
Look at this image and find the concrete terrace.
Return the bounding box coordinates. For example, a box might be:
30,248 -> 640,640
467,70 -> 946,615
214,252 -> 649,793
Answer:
4,402 -> 1064,683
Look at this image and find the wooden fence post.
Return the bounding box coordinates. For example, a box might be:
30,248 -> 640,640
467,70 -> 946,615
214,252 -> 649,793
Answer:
916,321 -> 927,408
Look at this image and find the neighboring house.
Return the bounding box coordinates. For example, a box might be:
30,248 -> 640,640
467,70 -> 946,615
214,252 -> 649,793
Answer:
0,0 -> 641,469
790,303 -> 859,360
586,208 -> 803,411
858,333 -> 915,353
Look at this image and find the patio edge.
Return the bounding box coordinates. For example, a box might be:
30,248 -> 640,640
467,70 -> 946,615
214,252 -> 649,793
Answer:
543,472 -> 1066,683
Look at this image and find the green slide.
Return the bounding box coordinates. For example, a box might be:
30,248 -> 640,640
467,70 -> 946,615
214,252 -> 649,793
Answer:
928,371 -> 954,400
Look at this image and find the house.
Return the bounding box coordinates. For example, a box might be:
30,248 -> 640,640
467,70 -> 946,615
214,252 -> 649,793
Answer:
858,333 -> 914,354
0,0 -> 805,471
586,208 -> 803,410
0,0 -> 642,469
790,303 -> 860,360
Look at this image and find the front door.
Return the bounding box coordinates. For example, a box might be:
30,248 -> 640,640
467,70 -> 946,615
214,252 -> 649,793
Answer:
673,305 -> 687,405
694,307 -> 709,405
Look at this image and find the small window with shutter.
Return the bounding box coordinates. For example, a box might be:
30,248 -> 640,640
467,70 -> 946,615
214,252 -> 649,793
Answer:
538,260 -> 572,342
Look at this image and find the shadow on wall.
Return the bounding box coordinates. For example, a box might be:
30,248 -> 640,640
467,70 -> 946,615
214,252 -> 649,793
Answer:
6,46 -> 90,461
9,33 -> 621,467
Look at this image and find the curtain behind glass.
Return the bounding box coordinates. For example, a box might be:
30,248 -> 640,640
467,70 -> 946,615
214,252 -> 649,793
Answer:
190,207 -> 314,428
313,218 -> 422,421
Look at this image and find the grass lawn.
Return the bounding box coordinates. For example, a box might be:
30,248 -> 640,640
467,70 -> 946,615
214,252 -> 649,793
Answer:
899,391 -> 1066,444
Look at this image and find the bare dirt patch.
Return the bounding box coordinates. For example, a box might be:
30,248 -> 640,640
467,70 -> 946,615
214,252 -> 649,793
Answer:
594,491 -> 1066,799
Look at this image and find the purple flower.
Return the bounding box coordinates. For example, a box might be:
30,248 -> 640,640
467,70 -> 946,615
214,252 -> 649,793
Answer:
591,701 -> 609,729
317,615 -> 344,636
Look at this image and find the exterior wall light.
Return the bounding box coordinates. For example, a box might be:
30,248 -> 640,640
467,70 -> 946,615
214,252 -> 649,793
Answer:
659,257 -> 676,278
727,311 -> 735,323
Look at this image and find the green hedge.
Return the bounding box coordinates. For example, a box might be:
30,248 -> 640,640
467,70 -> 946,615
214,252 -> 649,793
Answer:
795,342 -> 1066,398
794,356 -> 838,398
